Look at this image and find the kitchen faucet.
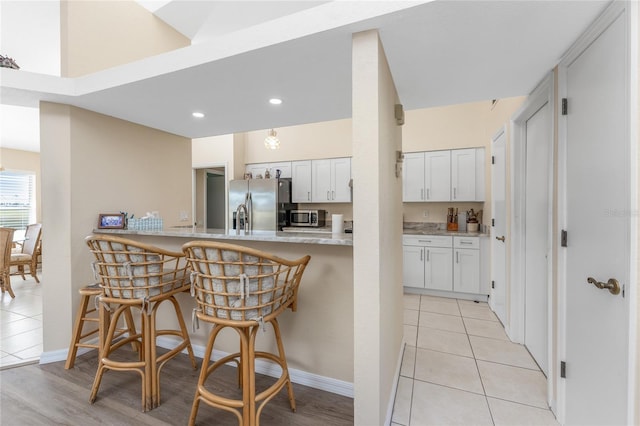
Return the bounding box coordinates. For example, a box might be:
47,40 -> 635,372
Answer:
236,203 -> 249,234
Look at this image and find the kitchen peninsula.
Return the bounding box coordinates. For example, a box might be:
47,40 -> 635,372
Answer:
92,226 -> 355,397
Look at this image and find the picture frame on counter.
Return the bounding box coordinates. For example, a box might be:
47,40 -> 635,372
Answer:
98,213 -> 126,229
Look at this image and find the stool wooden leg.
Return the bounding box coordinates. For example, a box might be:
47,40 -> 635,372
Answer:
65,293 -> 92,369
189,324 -> 222,426
142,312 -> 153,412
243,327 -> 255,426
123,307 -> 139,353
271,318 -> 296,412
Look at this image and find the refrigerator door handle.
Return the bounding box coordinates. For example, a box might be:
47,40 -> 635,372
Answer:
246,192 -> 252,231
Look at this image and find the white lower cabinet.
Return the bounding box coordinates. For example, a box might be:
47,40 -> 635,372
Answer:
426,247 -> 453,291
403,234 -> 487,296
453,248 -> 480,293
402,245 -> 425,288
402,235 -> 453,291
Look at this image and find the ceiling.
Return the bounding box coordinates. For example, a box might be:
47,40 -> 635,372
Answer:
0,0 -> 609,152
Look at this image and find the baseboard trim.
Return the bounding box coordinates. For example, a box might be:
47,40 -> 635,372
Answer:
157,336 -> 354,398
41,336 -> 354,399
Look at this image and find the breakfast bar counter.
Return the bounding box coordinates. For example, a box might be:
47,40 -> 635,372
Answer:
93,227 -> 352,246
90,226 -> 355,397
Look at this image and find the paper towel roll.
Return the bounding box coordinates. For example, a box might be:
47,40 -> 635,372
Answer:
332,214 -> 344,233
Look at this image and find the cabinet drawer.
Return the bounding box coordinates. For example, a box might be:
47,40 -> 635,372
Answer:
403,235 -> 452,248
453,236 -> 479,249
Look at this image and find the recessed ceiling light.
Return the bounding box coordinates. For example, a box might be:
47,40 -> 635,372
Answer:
269,98 -> 282,105
192,112 -> 205,118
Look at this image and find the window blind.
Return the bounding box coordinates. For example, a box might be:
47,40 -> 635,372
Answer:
0,170 -> 36,230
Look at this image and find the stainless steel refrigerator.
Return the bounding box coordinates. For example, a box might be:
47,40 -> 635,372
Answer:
228,178 -> 296,231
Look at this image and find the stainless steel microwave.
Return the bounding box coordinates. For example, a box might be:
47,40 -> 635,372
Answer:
290,210 -> 326,227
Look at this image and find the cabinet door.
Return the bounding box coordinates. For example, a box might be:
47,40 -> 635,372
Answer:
331,157 -> 352,202
270,161 -> 292,179
245,163 -> 267,178
402,152 -> 425,201
312,159 -> 332,202
451,149 -> 476,201
291,161 -> 312,202
403,245 -> 425,288
453,248 -> 480,293
425,247 -> 453,291
425,151 -> 451,201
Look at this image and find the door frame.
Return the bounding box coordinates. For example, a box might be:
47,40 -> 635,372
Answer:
489,125 -> 507,326
192,162 -> 228,229
509,72 -> 555,406
556,2 -> 638,424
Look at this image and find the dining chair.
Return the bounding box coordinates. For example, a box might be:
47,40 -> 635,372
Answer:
10,223 -> 42,283
0,227 -> 15,298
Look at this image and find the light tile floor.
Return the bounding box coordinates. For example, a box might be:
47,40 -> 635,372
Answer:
393,294 -> 559,426
0,275 -> 43,369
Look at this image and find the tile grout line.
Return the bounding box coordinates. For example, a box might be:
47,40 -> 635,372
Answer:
458,298 -> 496,426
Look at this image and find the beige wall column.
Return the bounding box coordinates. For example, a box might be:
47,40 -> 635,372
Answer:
40,102 -> 74,351
39,103 -> 192,354
352,30 -> 404,424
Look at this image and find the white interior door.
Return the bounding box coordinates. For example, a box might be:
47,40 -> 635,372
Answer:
561,6 -> 630,424
490,128 -> 507,324
524,102 -> 550,377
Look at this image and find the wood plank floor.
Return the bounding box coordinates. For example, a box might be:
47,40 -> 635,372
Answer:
0,349 -> 354,425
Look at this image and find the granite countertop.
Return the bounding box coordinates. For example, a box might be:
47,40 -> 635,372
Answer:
93,227 -> 353,246
402,222 -> 489,237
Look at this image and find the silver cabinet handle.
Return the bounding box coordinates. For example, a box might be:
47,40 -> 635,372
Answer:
332,190 -> 335,200
418,240 -> 432,243
453,188 -> 457,199
308,191 -> 310,201
426,249 -> 430,262
420,248 -> 423,261
460,241 -> 473,245
327,191 -> 330,200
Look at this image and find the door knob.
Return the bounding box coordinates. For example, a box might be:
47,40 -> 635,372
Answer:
587,277 -> 620,295
496,236 -> 505,242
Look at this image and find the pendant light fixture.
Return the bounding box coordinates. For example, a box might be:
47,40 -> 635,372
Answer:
264,129 -> 280,150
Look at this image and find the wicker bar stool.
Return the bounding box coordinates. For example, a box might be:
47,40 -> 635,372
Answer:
65,283 -> 138,369
86,235 -> 197,411
182,241 -> 310,426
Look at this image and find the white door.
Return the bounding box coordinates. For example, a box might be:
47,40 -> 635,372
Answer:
490,129 -> 507,324
561,7 -> 630,424
424,151 -> 450,201
524,101 -> 551,376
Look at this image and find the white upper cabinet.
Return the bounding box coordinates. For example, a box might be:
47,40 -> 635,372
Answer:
291,160 -> 312,203
403,148 -> 484,202
403,152 -> 426,201
312,157 -> 352,203
451,149 -> 476,201
425,151 -> 451,201
331,157 -> 352,202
